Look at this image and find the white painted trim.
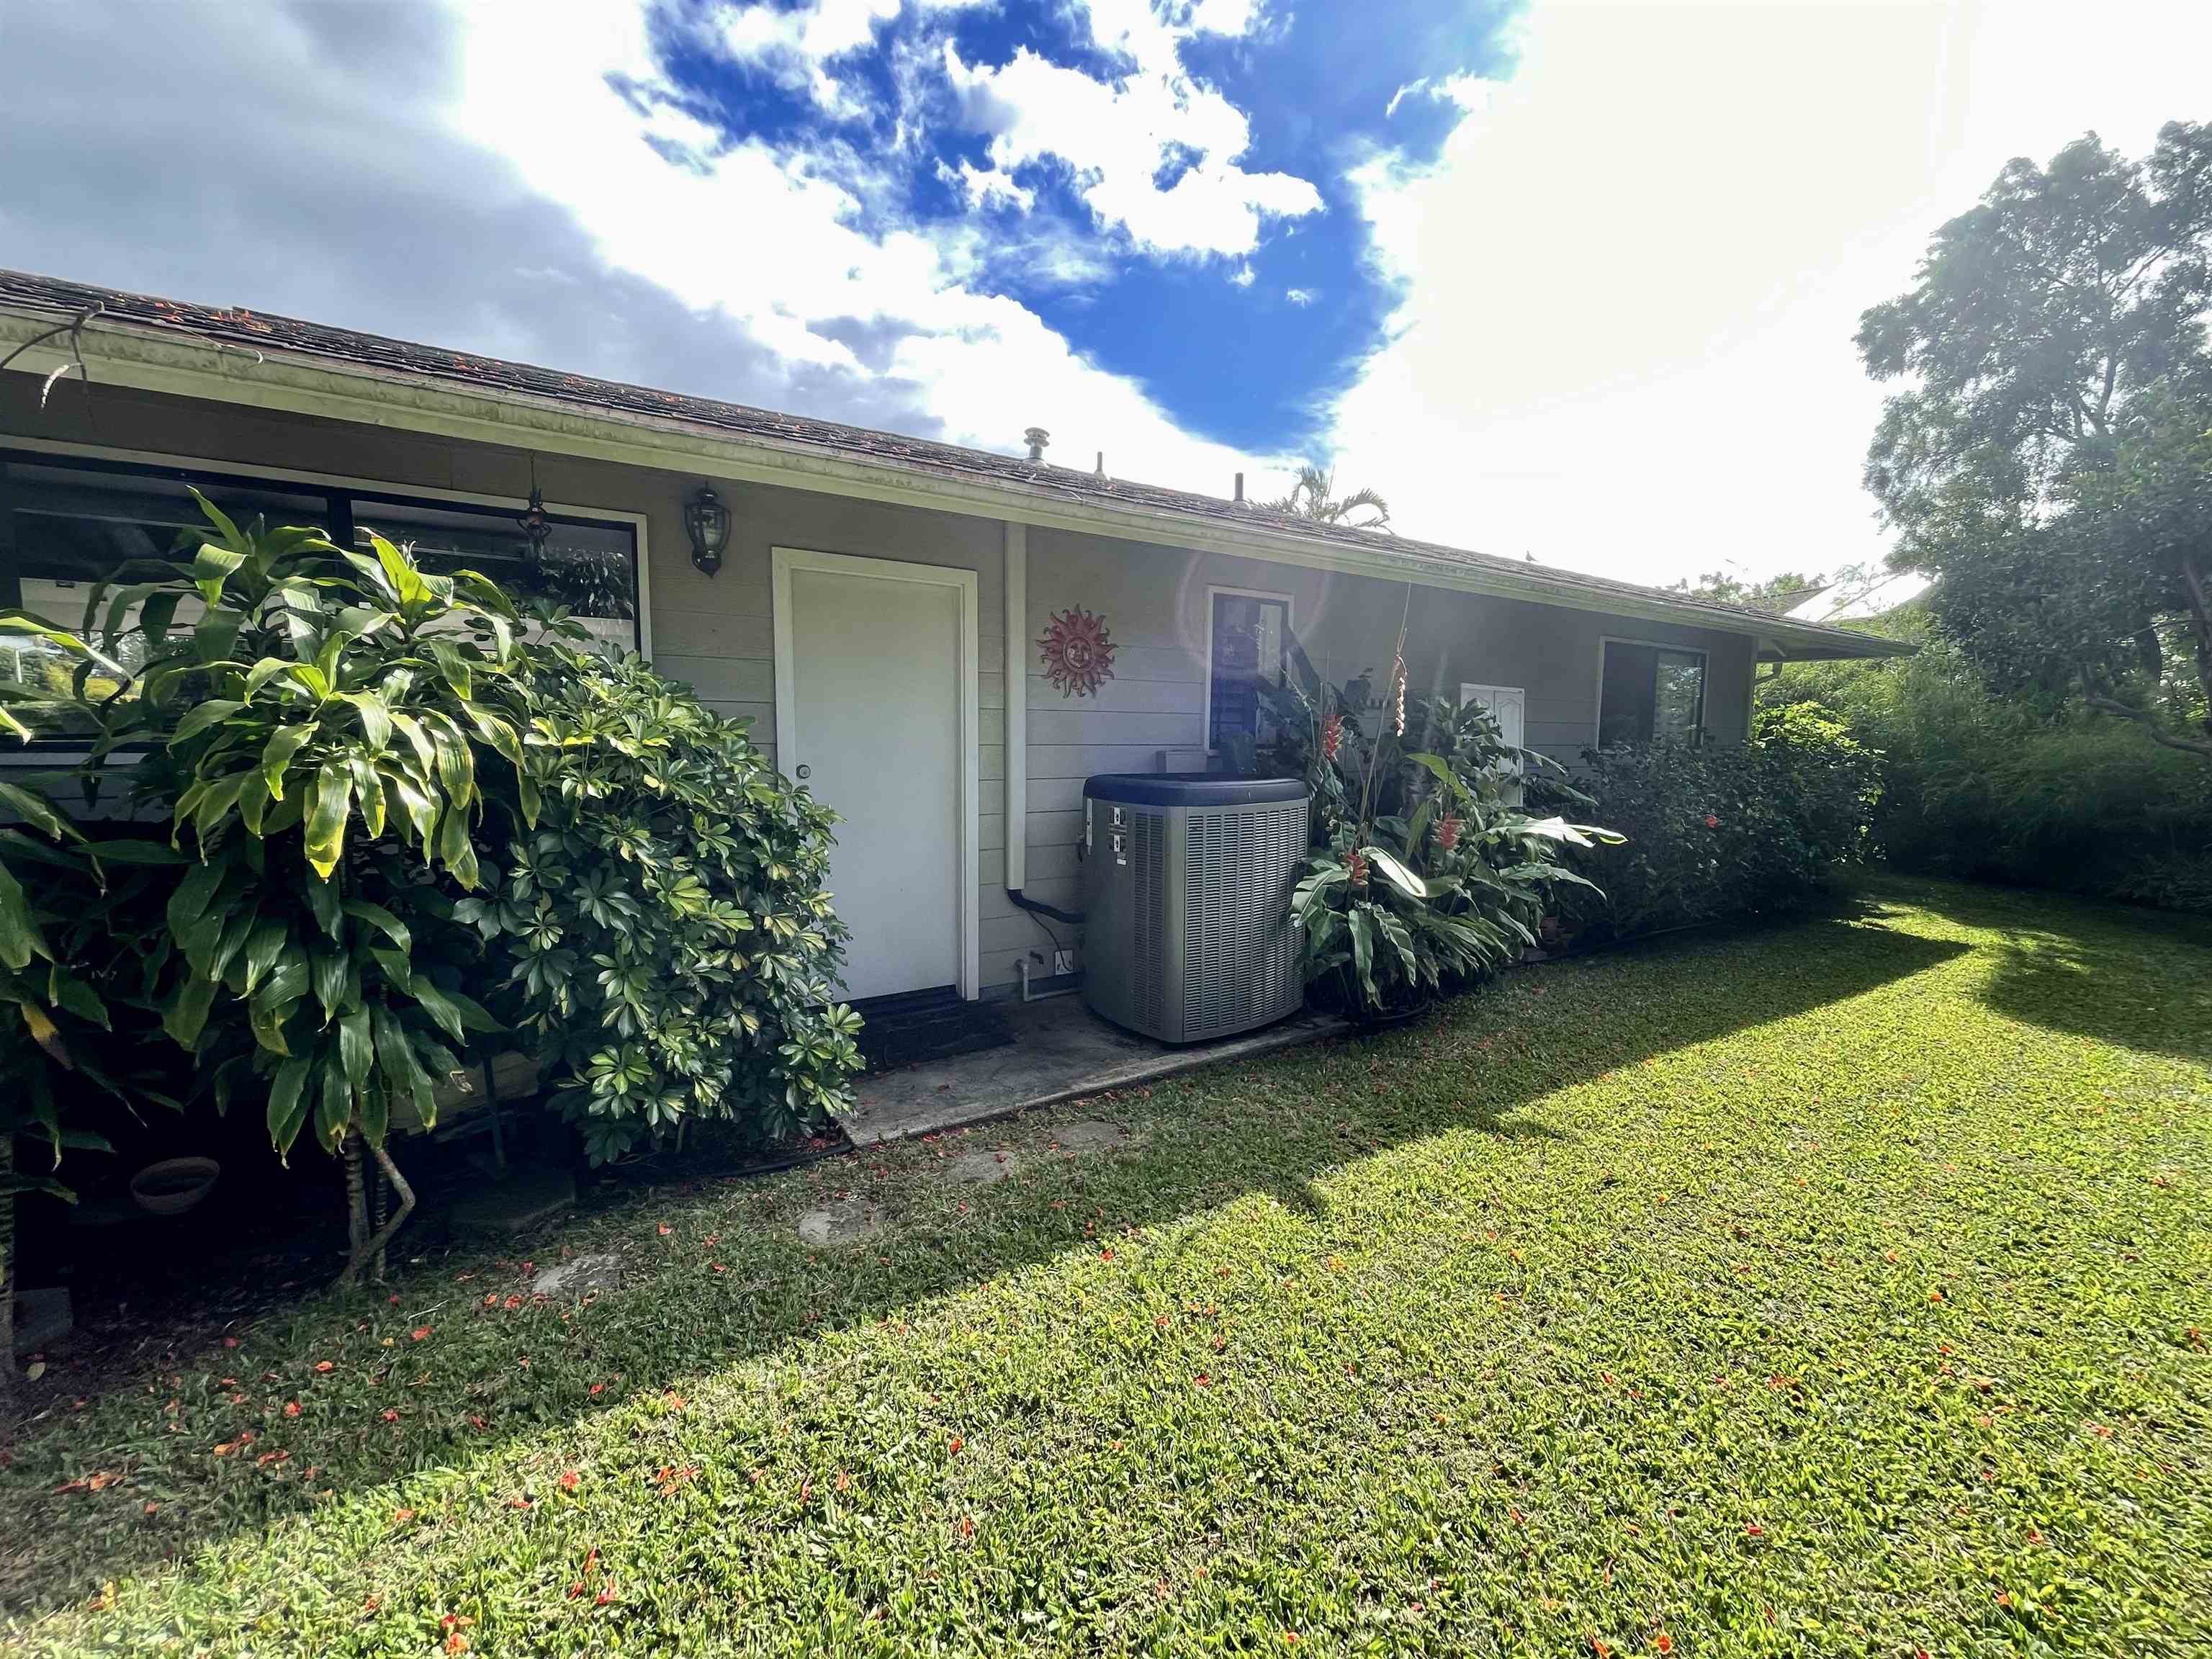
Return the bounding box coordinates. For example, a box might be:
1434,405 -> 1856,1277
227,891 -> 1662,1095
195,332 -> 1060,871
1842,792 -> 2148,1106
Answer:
0,431 -> 654,659
1593,635 -> 1711,749
0,315 -> 1910,660
1003,522 -> 1027,891
771,544 -> 981,1001
1202,584 -> 1295,755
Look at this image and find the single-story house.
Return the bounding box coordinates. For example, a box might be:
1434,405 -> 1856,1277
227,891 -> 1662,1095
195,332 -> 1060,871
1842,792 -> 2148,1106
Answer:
0,271 -> 1908,1005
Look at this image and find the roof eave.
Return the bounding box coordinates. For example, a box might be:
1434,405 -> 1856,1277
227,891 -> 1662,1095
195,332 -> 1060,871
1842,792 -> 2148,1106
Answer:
1,305 -> 1902,658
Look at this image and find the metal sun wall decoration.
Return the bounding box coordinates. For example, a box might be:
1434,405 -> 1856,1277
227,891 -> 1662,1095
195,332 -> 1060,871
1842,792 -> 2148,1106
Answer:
1038,605 -> 1118,698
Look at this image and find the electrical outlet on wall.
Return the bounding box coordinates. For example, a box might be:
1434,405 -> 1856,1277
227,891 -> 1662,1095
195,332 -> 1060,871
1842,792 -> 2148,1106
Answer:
1053,949 -> 1077,976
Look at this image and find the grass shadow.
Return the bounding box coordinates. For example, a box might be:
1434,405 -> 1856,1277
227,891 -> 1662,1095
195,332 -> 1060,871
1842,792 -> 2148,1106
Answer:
0,907 -> 1972,1613
1863,871 -> 2212,1061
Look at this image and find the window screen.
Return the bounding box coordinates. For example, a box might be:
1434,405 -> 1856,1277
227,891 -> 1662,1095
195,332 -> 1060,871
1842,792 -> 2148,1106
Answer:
1208,591 -> 1288,750
1597,641 -> 1706,746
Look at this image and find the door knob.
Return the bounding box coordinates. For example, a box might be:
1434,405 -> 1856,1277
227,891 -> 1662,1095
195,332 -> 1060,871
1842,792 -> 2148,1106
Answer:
795,764 -> 811,778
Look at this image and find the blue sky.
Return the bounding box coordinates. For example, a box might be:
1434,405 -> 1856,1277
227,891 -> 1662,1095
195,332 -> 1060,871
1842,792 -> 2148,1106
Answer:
628,0 -> 1519,457
3,1 -> 2208,588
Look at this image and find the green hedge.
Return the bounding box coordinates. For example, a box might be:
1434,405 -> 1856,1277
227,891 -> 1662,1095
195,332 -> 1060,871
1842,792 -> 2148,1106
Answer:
1767,614 -> 2212,915
1564,703 -> 1881,939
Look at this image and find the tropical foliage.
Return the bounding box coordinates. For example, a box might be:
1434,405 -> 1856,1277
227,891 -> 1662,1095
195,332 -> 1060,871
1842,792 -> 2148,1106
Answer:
1859,121 -> 2212,761
1766,608 -> 2212,914
0,787 -> 184,1380
1265,464 -> 1391,531
1568,703 -> 1882,939
0,494 -> 860,1283
452,643 -> 861,1164
1257,631 -> 1609,1016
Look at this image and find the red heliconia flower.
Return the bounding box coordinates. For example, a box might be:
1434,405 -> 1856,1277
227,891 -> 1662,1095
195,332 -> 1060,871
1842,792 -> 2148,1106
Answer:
1321,711 -> 1344,761
1437,814 -> 1462,851
1346,850 -> 1370,888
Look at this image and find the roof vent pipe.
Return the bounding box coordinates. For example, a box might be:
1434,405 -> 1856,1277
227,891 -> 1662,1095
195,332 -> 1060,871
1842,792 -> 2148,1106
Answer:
1234,471 -> 1244,503
1024,426 -> 1049,462
1095,451 -> 1105,477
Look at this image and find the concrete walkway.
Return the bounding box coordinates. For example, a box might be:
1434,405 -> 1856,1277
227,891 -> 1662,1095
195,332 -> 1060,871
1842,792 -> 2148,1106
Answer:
840,995 -> 1344,1145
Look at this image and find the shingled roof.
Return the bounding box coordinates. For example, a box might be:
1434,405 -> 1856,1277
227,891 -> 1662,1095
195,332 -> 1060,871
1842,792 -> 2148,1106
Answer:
0,269 -> 1910,658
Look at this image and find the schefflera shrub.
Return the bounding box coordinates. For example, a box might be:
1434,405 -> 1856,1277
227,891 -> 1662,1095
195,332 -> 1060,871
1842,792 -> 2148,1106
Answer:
458,637 -> 863,1162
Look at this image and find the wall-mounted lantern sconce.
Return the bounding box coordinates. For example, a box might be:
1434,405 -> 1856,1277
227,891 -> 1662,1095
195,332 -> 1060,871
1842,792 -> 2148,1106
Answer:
684,482 -> 730,577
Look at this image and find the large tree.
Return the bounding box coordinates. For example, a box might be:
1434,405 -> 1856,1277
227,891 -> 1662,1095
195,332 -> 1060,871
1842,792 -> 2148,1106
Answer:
1858,120 -> 2212,759
1670,568 -> 1828,611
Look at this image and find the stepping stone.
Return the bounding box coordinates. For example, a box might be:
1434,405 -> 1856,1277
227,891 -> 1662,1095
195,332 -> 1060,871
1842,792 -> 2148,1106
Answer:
948,1151 -> 1013,1184
1051,1120 -> 1136,1154
530,1252 -> 625,1300
797,1196 -> 881,1247
12,1287 -> 71,1354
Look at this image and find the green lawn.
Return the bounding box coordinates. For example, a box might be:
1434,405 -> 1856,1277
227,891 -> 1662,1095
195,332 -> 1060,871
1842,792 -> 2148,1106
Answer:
4,876 -> 2208,1655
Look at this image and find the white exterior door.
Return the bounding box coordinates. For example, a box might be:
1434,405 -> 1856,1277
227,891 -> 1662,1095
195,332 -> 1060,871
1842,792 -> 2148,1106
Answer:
775,549 -> 978,1001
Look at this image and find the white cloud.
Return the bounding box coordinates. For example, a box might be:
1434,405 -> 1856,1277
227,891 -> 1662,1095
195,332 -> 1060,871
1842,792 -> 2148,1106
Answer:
442,1 -> 1288,491
1079,0 -> 1258,78
941,5 -> 1323,258
700,0 -> 902,117
940,158 -> 1037,212
1229,262 -> 1256,287
1285,286 -> 1316,306
1324,0 -> 2212,589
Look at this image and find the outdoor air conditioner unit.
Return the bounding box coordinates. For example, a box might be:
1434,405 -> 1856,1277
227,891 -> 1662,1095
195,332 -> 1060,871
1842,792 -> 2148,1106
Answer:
1080,773 -> 1309,1043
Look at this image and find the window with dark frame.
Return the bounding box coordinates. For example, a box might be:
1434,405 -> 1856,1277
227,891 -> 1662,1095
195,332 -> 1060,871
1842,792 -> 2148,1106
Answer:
0,451 -> 642,744
1597,640 -> 1707,747
1208,590 -> 1289,752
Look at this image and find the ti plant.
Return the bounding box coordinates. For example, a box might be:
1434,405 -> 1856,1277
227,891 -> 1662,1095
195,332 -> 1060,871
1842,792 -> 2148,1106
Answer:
3,493 -> 518,1281
0,489 -> 864,1287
